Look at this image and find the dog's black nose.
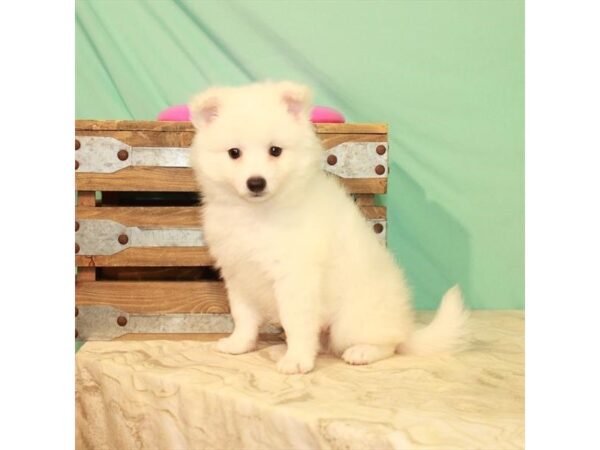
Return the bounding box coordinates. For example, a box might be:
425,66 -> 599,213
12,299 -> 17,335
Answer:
246,176 -> 267,193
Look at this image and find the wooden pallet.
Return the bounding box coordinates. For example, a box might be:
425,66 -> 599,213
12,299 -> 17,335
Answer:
75,120 -> 388,340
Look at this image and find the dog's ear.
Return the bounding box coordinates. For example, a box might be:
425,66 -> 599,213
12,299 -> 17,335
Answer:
189,88 -> 223,128
278,82 -> 312,119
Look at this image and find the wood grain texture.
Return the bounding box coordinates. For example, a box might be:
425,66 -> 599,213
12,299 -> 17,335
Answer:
75,130 -> 386,151
320,133 -> 387,150
340,177 -> 387,194
77,167 -> 198,192
76,120 -> 387,135
77,268 -> 97,282
76,281 -> 229,314
76,247 -> 214,267
77,168 -> 386,193
316,123 -> 388,134
77,191 -> 96,207
354,194 -> 375,206
76,192 -> 97,279
76,205 -> 382,227
76,206 -> 202,227
360,206 -> 387,220
76,129 -> 196,147
76,120 -> 196,132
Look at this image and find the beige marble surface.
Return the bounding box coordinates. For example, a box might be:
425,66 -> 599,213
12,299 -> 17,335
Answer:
76,311 -> 524,450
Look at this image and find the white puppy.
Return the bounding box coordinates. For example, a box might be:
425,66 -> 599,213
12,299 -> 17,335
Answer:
189,81 -> 469,374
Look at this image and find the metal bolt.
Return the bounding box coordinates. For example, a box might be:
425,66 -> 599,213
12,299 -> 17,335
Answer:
327,154 -> 337,166
117,149 -> 129,161
376,145 -> 386,155
75,160 -> 80,170
375,164 -> 386,175
75,221 -> 80,232
75,243 -> 80,253
75,307 -> 79,317
373,223 -> 384,234
75,139 -> 81,150
117,316 -> 128,327
118,234 -> 129,245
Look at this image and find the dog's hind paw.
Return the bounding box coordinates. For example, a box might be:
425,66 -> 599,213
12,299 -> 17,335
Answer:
342,344 -> 395,365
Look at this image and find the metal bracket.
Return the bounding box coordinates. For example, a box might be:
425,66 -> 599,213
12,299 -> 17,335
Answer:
367,219 -> 387,245
76,306 -> 283,340
75,136 -> 388,179
76,219 -> 205,256
75,136 -> 189,173
322,142 -> 388,178
76,218 -> 385,254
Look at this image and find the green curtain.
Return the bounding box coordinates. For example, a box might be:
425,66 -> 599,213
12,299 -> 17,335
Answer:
76,0 -> 524,309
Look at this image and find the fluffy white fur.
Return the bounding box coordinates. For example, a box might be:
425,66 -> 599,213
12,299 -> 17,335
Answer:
189,81 -> 469,374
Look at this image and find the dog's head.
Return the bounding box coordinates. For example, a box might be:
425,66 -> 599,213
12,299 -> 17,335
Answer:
189,81 -> 322,203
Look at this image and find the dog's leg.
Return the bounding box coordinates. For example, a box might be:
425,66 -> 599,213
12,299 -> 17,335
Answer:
215,288 -> 261,355
274,274 -> 320,374
341,344 -> 396,365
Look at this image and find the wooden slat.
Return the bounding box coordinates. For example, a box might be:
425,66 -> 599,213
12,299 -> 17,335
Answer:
76,120 -> 387,135
76,205 -> 383,226
77,168 -> 386,193
76,247 -> 214,267
77,206 -> 201,227
76,192 -> 97,280
75,130 -> 386,153
355,194 -> 375,206
77,191 -> 96,207
76,130 -> 386,154
360,206 -> 386,220
340,177 -> 387,194
316,123 -> 388,134
76,281 -> 229,314
77,167 -> 197,191
77,268 -> 96,282
320,133 -> 387,149
76,124 -> 388,149
75,129 -> 196,147
76,120 -> 195,132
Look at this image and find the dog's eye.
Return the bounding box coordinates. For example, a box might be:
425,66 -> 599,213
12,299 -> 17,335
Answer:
228,148 -> 241,159
269,146 -> 283,157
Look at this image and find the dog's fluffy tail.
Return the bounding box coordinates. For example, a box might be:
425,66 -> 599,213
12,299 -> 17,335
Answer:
399,285 -> 470,356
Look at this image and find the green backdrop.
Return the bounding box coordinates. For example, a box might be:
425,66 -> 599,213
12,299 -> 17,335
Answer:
76,0 -> 524,310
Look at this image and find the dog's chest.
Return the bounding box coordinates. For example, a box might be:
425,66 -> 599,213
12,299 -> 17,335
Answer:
202,205 -> 288,274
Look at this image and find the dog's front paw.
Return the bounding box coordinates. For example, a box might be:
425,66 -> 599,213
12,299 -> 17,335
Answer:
215,336 -> 256,355
276,352 -> 315,374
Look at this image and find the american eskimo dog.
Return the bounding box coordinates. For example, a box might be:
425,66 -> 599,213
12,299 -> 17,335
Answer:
189,81 -> 468,374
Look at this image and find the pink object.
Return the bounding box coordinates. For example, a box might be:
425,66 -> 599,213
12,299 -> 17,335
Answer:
157,105 -> 191,121
310,106 -> 345,123
157,104 -> 345,123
